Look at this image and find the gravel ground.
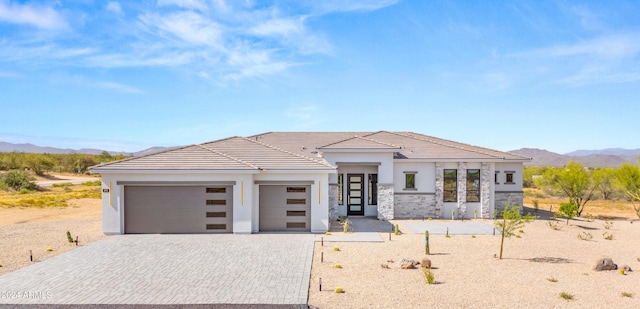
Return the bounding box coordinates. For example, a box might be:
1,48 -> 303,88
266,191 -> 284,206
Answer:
308,218 -> 640,309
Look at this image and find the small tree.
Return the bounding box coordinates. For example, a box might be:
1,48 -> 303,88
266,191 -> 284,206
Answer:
557,202 -> 577,225
542,161 -> 600,216
494,201 -> 537,259
616,163 -> 640,219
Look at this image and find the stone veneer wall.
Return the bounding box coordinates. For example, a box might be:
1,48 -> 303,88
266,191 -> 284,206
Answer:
434,163 -> 444,219
480,163 -> 491,218
377,184 -> 394,220
495,192 -> 524,215
457,162 -> 467,217
328,184 -> 339,221
394,194 -> 437,218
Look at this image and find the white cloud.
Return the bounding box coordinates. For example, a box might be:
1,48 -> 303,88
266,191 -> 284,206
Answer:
310,0 -> 398,14
250,17 -> 305,37
140,11 -> 224,48
0,0 -> 68,30
94,81 -> 143,94
512,33 -> 640,59
106,1 -> 123,15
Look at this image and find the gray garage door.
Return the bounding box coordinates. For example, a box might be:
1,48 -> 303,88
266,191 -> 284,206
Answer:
259,185 -> 311,231
124,186 -> 233,233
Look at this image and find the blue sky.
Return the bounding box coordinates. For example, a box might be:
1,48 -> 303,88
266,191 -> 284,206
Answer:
1,0 -> 639,154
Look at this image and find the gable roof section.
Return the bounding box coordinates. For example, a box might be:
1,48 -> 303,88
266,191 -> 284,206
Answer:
91,136 -> 335,172
318,135 -> 401,151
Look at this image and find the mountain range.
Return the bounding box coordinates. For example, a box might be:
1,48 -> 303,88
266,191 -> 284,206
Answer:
0,141 -> 638,168
508,148 -> 640,167
0,142 -> 173,157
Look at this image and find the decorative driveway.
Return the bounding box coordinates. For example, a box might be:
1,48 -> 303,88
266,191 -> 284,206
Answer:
0,234 -> 314,306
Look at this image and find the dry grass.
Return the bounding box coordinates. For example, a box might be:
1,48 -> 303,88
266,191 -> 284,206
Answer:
0,184 -> 100,208
524,188 -> 637,219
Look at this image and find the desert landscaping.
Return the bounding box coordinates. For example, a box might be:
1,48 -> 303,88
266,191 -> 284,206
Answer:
1,175 -> 639,307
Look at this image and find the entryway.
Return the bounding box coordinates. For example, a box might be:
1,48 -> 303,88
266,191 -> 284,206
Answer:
347,174 -> 364,216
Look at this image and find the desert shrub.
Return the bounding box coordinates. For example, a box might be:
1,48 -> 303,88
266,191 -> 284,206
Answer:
604,219 -> 613,230
46,247 -> 53,252
394,224 -> 400,236
547,221 -> 563,231
560,292 -> 574,300
577,232 -> 593,241
420,257 -> 431,269
51,182 -> 74,188
556,201 -> 578,225
423,268 -> 435,284
602,232 -> 614,240
335,287 -> 344,293
334,263 -> 342,268
333,247 -> 340,251
620,269 -> 625,275
546,277 -> 558,283
81,180 -> 101,186
0,170 -> 38,191
340,218 -> 352,233
533,199 -> 539,212
621,292 -> 633,298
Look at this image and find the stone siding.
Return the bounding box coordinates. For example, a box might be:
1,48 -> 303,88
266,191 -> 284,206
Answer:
394,194 -> 437,219
480,163 -> 492,219
328,184 -> 339,221
495,192 -> 524,215
457,162 -> 467,218
434,163 -> 444,219
377,184 -> 394,220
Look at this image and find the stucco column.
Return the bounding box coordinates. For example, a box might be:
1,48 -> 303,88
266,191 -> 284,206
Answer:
457,162 -> 467,217
377,183 -> 394,220
434,162 -> 444,219
480,163 -> 491,219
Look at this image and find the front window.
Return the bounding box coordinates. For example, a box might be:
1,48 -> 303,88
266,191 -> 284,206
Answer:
368,174 -> 378,205
444,169 -> 457,202
505,171 -> 515,184
467,169 -> 480,202
405,173 -> 416,189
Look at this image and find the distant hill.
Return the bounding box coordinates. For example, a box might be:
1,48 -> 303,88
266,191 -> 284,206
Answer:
0,141 -> 173,157
509,148 -> 638,167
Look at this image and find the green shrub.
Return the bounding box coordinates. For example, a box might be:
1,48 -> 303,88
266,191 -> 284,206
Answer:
80,180 -> 101,186
547,221 -> 563,231
603,232 -> 614,240
334,263 -> 342,268
51,182 -> 74,188
423,268 -> 435,284
621,292 -> 633,298
560,292 -> 574,300
333,246 -> 340,251
546,277 -> 558,283
0,170 -> 38,191
335,287 -> 344,293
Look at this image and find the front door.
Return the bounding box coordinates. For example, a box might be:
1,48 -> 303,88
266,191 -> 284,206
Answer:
347,174 -> 365,216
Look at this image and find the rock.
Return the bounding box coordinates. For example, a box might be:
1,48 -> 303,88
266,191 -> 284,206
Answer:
622,264 -> 633,272
594,258 -> 617,271
420,257 -> 432,269
398,258 -> 419,269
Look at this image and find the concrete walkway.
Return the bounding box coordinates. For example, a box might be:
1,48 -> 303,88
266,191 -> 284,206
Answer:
0,234 -> 314,306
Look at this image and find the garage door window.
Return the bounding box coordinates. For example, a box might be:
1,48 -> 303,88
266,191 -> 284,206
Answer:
287,210 -> 306,216
287,199 -> 306,204
206,212 -> 226,218
206,199 -> 226,206
287,187 -> 306,193
206,224 -> 226,230
206,188 -> 226,193
287,222 -> 306,228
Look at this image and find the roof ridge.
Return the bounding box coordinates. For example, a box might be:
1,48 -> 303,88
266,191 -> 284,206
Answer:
88,144 -> 192,169
195,143 -> 260,169
386,131 -> 504,159
240,136 -> 335,168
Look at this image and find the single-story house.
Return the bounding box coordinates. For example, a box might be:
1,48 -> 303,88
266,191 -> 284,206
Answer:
90,131 -> 530,234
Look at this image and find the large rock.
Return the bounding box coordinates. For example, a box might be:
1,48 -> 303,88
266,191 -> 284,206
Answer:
398,258 -> 419,269
622,264 -> 633,272
594,258 -> 617,271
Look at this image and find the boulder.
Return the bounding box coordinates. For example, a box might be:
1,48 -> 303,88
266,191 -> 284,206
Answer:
398,258 -> 419,269
594,258 -> 617,271
622,264 -> 633,272
420,257 -> 432,269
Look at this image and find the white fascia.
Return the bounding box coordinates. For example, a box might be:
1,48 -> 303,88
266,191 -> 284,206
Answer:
89,169 -> 259,175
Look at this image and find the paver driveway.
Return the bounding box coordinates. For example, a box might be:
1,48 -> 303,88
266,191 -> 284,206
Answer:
0,234 -> 314,305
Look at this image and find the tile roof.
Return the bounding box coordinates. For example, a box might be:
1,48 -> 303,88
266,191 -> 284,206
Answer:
91,131 -> 529,172
91,136 -> 335,172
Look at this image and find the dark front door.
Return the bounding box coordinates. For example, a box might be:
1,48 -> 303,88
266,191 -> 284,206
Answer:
347,174 -> 364,216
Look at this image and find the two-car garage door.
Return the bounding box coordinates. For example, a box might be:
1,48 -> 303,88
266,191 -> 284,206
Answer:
124,186 -> 233,233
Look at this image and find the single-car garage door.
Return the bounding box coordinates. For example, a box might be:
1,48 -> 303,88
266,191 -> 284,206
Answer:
124,186 -> 233,233
259,185 -> 311,231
